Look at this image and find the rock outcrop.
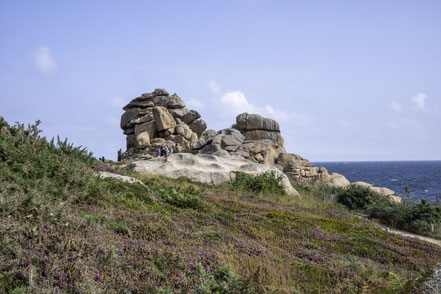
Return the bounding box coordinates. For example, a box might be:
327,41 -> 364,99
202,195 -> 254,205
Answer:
235,113 -> 286,150
125,153 -> 299,197
119,88 -> 401,202
352,181 -> 401,202
120,89 -> 207,159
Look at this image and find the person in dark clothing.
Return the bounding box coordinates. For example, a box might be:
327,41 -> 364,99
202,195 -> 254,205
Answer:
164,146 -> 169,158
117,148 -> 122,162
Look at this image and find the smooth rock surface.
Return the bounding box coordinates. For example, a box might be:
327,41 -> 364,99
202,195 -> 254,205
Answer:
126,153 -> 299,196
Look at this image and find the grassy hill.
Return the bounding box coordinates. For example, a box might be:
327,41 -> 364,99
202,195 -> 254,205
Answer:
1,118 -> 441,294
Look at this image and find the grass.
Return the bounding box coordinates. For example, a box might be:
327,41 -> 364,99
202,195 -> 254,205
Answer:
2,117 -> 441,293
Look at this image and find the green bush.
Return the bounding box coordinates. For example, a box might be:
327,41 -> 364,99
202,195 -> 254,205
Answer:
367,198 -> 441,234
336,184 -> 382,210
195,263 -> 242,294
230,171 -> 285,196
0,118 -> 98,218
144,178 -> 203,209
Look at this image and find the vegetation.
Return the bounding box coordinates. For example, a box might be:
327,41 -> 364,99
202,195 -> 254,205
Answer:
229,171 -> 285,196
1,118 -> 441,293
334,183 -> 441,235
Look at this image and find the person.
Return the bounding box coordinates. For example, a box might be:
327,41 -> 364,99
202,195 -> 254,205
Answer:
164,146 -> 169,158
173,145 -> 178,154
117,148 -> 122,162
156,148 -> 161,157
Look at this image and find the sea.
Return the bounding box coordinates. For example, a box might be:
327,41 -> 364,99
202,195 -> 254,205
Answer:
313,161 -> 441,203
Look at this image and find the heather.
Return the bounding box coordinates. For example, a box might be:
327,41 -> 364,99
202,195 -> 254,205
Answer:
2,119 -> 441,293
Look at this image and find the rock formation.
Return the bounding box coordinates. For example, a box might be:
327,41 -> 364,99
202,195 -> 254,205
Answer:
120,89 -> 207,159
120,88 -> 400,201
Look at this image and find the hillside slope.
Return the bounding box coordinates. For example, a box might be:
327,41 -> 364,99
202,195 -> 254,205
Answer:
1,119 -> 441,294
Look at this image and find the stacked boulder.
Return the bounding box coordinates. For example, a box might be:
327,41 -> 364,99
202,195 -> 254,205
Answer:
120,89 -> 207,159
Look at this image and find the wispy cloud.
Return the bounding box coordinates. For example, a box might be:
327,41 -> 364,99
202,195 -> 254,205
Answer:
208,80 -> 221,96
33,46 -> 58,75
390,101 -> 402,112
411,93 -> 427,110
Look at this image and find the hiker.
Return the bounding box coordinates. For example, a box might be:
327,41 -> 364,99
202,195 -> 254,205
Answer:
164,146 -> 169,158
156,148 -> 161,157
117,148 -> 122,162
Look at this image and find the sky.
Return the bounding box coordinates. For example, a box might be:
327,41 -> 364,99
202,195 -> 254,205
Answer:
1,0 -> 440,161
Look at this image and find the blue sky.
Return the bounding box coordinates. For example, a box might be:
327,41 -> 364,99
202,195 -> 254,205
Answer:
1,0 -> 440,161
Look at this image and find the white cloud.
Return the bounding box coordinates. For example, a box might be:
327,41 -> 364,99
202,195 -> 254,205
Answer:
390,101 -> 402,112
111,97 -> 125,109
411,93 -> 427,110
264,105 -> 311,124
217,90 -> 311,125
220,91 -> 259,115
187,98 -> 204,109
208,80 -> 221,96
33,46 -> 58,75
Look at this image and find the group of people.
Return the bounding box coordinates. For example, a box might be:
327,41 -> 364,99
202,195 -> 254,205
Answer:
116,145 -> 178,162
156,145 -> 178,158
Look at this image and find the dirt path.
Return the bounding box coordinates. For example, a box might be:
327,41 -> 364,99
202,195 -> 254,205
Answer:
380,225 -> 441,246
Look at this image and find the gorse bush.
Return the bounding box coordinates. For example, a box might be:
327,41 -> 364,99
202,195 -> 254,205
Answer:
336,184 -> 382,210
367,198 -> 441,234
335,182 -> 441,235
0,118 -> 98,218
230,171 -> 285,196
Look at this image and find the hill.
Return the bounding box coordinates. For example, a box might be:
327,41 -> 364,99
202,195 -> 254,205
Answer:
1,118 -> 441,293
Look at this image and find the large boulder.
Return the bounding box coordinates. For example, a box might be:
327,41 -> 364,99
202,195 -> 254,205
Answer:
236,113 -> 280,132
152,88 -> 169,96
277,153 -> 312,168
169,108 -> 190,119
232,139 -> 284,165
188,119 -> 207,138
235,113 -> 286,150
200,128 -> 245,154
126,153 -> 299,197
322,173 -> 351,188
123,96 -> 154,110
182,110 -> 201,124
190,130 -> 217,150
121,108 -> 141,130
352,181 -> 401,202
241,130 -> 285,149
136,132 -> 150,149
134,121 -> 156,139
152,93 -> 186,109
153,106 -> 176,131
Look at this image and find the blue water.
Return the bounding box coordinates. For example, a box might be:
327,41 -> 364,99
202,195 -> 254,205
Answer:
313,161 -> 441,202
